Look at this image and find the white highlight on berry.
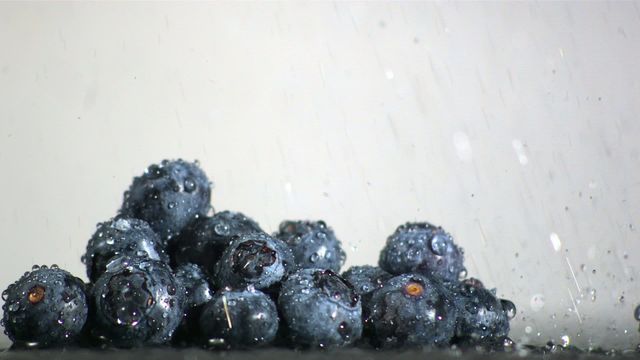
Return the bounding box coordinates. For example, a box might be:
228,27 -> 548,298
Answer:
453,132 -> 473,162
511,139 -> 529,165
549,232 -> 562,252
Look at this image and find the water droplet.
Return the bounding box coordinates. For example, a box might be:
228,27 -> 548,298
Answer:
31,265 -> 40,271
214,223 -> 230,236
105,238 -> 115,245
429,234 -> 447,255
168,202 -> 176,209
561,335 -> 570,347
1,291 -> 8,301
309,253 -> 320,263
530,294 -> 545,312
619,295 -> 625,303
51,264 -> 59,269
501,299 -> 517,319
549,232 -> 562,252
458,268 -> 468,280
337,321 -> 350,339
634,305 -> 640,321
167,285 -> 177,296
184,178 -> 197,193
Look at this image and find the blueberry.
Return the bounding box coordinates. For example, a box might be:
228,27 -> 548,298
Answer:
365,273 -> 457,348
1,265 -> 88,348
174,263 -> 213,308
275,220 -> 346,272
171,211 -> 263,275
199,288 -> 278,348
449,278 -> 514,345
278,268 -> 362,348
213,233 -> 294,290
171,263 -> 213,347
91,256 -> 185,347
120,159 -> 212,247
379,222 -> 465,282
341,265 -> 392,308
82,217 -> 168,282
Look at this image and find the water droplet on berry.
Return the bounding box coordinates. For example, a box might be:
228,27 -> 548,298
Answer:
1,291 -> 7,301
184,178 -> 197,193
337,321 -> 350,339
106,238 -> 115,245
501,299 -> 517,319
51,264 -> 59,270
31,265 -> 40,271
458,268 -> 468,280
214,223 -> 230,236
168,202 -> 177,209
167,285 -> 176,296
309,253 -> 320,263
429,234 -> 447,255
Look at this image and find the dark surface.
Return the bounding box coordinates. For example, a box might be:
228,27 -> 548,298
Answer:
1,348 -> 640,360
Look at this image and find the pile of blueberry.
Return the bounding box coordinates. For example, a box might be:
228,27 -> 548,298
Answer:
1,159 -> 516,350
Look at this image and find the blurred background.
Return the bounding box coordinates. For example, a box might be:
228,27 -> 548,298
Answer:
0,1 -> 639,350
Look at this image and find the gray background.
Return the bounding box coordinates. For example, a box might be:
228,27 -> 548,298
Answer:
0,1 -> 639,350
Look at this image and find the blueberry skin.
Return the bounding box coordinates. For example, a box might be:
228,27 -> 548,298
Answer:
199,288 -> 278,348
449,279 -> 513,344
275,220 -> 346,273
365,273 -> 457,348
120,159 -> 212,247
378,222 -> 465,282
171,263 -> 213,346
82,217 -> 168,283
174,263 -> 213,308
341,266 -> 392,309
278,268 -> 362,348
1,266 -> 88,348
171,211 -> 263,275
91,257 -> 185,347
213,233 -> 294,290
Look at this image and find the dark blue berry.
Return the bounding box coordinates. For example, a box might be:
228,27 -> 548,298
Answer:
449,278 -> 514,345
171,263 -> 213,347
199,288 -> 278,348
278,268 -> 362,348
174,263 -> 213,308
120,159 -> 211,247
275,220 -> 346,272
365,273 -> 457,348
341,265 -> 392,309
171,211 -> 262,275
82,217 -> 168,282
91,257 -> 185,347
1,265 -> 88,348
379,222 -> 465,282
213,233 -> 294,290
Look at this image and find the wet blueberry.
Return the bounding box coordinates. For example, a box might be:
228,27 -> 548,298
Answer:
278,268 -> 362,348
213,233 -> 294,290
199,287 -> 278,348
1,266 -> 88,348
379,222 -> 465,282
120,159 -> 212,247
365,273 -> 457,348
91,256 -> 185,347
171,211 -> 263,275
171,263 -> 213,346
275,220 -> 346,273
82,217 -> 168,282
448,279 -> 513,345
341,265 -> 392,305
